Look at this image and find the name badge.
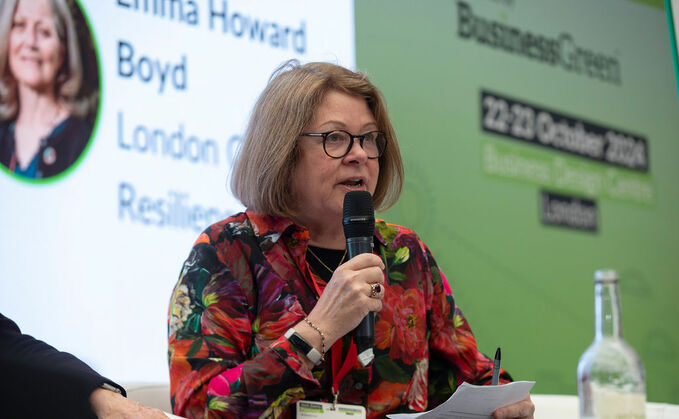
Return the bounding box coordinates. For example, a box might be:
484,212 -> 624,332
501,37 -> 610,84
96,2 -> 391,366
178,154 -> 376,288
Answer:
296,400 -> 366,418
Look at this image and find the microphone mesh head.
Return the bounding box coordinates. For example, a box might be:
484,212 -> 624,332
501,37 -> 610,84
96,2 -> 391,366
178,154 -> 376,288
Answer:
343,191 -> 375,239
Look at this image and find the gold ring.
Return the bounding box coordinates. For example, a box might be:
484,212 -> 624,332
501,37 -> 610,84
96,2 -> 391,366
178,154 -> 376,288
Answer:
370,283 -> 382,298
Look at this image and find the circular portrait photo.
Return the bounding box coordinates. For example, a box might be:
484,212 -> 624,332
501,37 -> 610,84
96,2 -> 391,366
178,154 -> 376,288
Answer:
0,0 -> 99,181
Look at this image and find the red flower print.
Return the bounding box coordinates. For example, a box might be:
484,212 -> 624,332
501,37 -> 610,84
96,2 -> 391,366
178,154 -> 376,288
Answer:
407,359 -> 428,411
367,380 -> 409,417
375,284 -> 426,365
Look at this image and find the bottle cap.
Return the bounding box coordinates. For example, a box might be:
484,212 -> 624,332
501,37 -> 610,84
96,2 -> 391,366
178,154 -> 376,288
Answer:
594,269 -> 618,283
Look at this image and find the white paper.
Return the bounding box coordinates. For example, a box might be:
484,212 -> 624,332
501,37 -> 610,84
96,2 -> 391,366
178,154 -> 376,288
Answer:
387,381 -> 535,419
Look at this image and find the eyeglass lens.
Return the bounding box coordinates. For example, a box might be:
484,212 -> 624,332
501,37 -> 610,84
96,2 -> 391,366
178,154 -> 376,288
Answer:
324,130 -> 386,158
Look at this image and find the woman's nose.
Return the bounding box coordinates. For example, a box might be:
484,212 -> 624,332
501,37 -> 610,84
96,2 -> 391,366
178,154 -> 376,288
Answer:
343,137 -> 369,163
24,27 -> 39,48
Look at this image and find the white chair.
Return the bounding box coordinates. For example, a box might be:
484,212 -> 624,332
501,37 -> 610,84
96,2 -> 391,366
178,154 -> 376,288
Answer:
123,382 -> 172,414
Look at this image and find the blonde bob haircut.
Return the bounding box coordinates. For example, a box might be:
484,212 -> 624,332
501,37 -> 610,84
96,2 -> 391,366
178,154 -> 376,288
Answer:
231,60 -> 404,218
0,0 -> 88,120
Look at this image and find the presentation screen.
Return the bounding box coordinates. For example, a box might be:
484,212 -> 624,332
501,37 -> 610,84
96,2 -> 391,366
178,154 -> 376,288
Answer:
669,0 -> 679,98
3,0 -> 678,405
356,0 -> 679,403
0,0 -> 355,383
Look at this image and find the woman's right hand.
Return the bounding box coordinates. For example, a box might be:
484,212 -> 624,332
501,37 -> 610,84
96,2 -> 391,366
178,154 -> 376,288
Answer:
295,253 -> 385,360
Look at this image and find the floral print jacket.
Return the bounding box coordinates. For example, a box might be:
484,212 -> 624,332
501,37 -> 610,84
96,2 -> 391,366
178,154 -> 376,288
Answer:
168,211 -> 510,418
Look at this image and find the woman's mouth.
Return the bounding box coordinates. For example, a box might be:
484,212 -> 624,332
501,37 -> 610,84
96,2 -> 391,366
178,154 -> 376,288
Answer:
340,178 -> 364,187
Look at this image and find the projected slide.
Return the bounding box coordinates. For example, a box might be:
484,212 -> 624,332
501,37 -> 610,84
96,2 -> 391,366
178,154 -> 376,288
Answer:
0,0 -> 354,383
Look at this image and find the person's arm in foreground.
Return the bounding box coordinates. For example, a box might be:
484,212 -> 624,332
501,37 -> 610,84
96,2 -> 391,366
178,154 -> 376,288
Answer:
0,313 -> 166,418
89,388 -> 167,418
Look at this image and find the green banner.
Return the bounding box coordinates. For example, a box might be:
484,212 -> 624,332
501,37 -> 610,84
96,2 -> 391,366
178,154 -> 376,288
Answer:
357,0 -> 679,403
482,140 -> 655,205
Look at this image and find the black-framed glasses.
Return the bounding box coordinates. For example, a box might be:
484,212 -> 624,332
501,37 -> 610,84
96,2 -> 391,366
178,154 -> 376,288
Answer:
299,130 -> 387,159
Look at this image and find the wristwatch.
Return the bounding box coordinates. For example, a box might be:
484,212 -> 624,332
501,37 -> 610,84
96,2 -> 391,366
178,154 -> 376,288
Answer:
285,328 -> 322,365
100,382 -> 122,394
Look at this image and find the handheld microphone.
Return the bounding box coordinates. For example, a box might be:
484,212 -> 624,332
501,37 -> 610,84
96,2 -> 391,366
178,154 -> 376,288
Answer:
342,190 -> 376,367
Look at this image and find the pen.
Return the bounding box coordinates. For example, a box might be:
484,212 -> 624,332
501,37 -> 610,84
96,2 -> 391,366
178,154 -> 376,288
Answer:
491,347 -> 501,385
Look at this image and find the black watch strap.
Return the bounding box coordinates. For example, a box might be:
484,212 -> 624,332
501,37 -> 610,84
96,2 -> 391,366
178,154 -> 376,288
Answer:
285,328 -> 322,365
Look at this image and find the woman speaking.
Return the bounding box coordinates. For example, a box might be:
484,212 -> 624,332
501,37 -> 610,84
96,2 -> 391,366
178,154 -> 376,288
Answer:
168,61 -> 534,419
0,0 -> 95,179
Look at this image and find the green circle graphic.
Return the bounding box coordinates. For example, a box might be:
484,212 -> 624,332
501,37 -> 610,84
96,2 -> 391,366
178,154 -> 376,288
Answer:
0,0 -> 103,185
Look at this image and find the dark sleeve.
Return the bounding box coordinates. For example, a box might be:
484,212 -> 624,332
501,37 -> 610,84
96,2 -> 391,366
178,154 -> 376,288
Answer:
0,313 -> 125,419
0,121 -> 12,168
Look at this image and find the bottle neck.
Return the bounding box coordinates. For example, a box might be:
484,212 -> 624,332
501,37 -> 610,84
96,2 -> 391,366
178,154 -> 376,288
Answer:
594,280 -> 623,339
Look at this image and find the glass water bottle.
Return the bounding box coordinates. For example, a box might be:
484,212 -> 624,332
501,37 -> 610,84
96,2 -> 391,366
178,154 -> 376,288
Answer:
577,270 -> 646,418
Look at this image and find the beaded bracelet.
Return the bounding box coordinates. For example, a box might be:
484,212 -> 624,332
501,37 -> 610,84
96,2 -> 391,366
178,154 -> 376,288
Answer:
303,317 -> 326,361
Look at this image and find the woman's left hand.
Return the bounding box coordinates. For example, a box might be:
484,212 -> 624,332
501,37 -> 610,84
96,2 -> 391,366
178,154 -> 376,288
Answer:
492,394 -> 535,419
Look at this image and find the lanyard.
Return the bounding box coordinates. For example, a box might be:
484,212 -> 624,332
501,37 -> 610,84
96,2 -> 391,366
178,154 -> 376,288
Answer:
331,337 -> 357,405
305,263 -> 325,297
305,263 -> 358,405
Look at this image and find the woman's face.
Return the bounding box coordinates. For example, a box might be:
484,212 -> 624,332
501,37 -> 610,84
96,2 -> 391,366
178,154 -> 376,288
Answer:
8,0 -> 64,92
291,90 -> 380,231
